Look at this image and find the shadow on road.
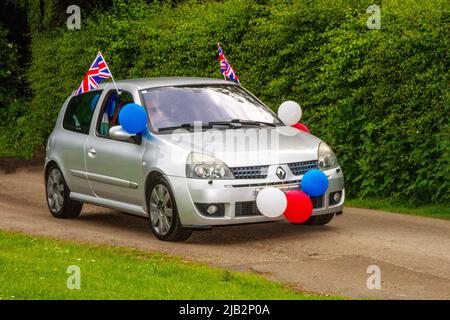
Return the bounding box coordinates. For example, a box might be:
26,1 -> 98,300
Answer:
77,208 -> 337,245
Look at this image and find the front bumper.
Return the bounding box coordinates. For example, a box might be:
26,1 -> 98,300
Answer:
167,166 -> 345,227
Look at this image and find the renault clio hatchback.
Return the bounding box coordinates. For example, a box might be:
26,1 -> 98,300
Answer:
45,77 -> 345,241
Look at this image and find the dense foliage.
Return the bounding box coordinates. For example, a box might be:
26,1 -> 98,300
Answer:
1,0 -> 448,204
0,25 -> 18,110
0,23 -> 29,158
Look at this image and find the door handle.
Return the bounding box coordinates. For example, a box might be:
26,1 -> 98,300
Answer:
87,148 -> 96,158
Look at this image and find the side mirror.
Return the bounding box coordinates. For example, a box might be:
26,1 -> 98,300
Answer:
109,125 -> 134,141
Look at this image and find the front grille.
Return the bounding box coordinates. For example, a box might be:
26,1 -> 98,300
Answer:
235,196 -> 324,217
310,196 -> 324,209
230,180 -> 300,188
230,165 -> 269,179
235,201 -> 262,217
230,161 -> 318,179
287,160 -> 319,176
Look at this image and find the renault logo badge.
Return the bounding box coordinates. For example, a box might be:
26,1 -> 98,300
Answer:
276,167 -> 286,180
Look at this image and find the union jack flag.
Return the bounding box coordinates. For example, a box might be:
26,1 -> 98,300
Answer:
76,51 -> 113,95
217,43 -> 240,84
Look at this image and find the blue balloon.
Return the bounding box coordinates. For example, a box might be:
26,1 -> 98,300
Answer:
119,103 -> 148,134
301,169 -> 329,197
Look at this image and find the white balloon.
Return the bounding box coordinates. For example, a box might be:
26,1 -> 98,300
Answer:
256,187 -> 287,218
278,101 -> 302,126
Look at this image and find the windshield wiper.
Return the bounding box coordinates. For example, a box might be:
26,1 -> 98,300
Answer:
158,119 -> 277,132
208,119 -> 277,128
158,123 -> 212,132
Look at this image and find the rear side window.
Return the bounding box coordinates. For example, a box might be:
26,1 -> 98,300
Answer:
63,91 -> 103,134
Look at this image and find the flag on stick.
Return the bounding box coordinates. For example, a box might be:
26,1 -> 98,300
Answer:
76,51 -> 118,95
217,43 -> 240,84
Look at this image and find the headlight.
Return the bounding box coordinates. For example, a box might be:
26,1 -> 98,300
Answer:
186,152 -> 234,179
318,142 -> 338,170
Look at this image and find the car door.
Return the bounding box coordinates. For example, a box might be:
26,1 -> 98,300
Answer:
84,88 -> 146,206
59,90 -> 103,196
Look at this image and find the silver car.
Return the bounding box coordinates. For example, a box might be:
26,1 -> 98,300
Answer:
45,77 -> 345,241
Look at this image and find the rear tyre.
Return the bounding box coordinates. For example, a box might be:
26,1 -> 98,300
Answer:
45,164 -> 82,218
147,176 -> 192,241
301,213 -> 335,226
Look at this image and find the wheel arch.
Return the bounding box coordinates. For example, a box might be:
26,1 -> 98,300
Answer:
144,169 -> 165,212
44,160 -> 59,178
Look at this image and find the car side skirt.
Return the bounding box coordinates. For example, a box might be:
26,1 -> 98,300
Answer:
70,192 -> 148,217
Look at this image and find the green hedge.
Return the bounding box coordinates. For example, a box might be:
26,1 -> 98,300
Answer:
3,0 -> 449,204
0,24 -> 20,111
0,23 -> 29,158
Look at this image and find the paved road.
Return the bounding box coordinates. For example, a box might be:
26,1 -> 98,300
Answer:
1,166 -> 449,299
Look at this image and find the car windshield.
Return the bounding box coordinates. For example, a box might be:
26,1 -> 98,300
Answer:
140,85 -> 281,132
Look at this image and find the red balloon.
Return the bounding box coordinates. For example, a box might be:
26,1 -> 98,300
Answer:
292,122 -> 310,133
283,190 -> 313,224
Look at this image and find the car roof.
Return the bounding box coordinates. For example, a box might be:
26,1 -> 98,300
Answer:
97,77 -> 236,90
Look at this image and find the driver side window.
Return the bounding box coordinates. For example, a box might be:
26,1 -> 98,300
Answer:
96,90 -> 134,138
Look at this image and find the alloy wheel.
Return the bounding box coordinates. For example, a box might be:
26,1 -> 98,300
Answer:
46,168 -> 64,213
149,184 -> 173,236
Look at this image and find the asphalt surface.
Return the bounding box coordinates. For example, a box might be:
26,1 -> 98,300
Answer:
1,166 -> 449,299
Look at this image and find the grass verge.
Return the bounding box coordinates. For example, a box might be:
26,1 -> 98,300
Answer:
0,230 -> 339,300
346,198 -> 450,221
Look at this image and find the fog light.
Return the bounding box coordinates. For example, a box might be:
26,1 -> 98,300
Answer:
206,204 -> 218,215
329,191 -> 342,206
333,192 -> 341,203
195,203 -> 225,217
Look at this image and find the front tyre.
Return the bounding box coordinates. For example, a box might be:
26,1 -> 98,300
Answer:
147,176 -> 192,241
45,164 -> 82,218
